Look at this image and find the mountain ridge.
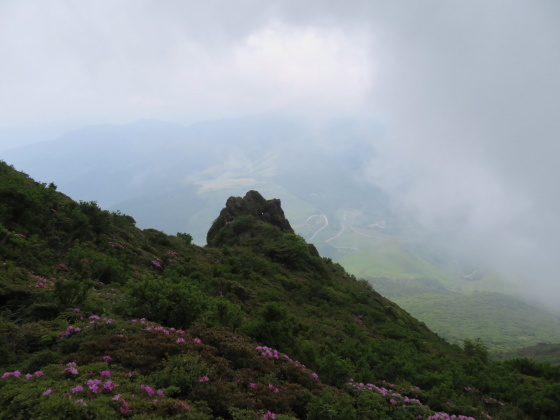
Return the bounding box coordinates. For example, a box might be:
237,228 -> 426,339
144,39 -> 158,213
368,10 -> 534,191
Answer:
3,117 -> 560,356
1,160 -> 560,418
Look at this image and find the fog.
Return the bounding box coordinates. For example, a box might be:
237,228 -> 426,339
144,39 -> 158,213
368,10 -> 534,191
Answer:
1,1 -> 560,307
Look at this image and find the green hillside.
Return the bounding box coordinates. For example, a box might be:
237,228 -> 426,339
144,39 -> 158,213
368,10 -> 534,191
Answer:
8,117 -> 551,357
498,343 -> 560,365
389,291 -> 560,353
1,160 -> 560,419
306,221 -> 560,353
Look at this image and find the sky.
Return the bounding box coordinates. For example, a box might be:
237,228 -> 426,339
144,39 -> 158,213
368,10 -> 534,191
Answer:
1,0 -> 560,306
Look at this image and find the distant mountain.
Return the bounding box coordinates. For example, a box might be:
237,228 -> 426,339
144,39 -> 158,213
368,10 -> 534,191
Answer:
4,115 -> 560,353
3,116 -> 392,243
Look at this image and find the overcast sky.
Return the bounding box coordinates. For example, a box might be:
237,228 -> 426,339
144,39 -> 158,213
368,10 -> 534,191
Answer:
1,0 -> 560,306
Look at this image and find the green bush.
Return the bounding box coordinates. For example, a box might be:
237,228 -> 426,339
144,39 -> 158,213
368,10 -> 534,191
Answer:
126,276 -> 211,328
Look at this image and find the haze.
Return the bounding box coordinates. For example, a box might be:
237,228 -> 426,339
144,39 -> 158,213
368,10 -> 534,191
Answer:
1,1 -> 560,307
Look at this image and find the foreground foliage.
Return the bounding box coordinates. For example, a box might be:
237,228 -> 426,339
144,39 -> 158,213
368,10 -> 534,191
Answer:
1,161 -> 560,419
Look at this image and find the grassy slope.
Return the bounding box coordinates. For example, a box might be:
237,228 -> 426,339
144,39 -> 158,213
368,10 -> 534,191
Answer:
294,217 -> 560,355
394,292 -> 560,352
1,161 -> 560,419
498,343 -> 560,365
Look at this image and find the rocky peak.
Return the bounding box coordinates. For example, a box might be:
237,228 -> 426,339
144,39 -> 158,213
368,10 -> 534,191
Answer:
206,190 -> 294,246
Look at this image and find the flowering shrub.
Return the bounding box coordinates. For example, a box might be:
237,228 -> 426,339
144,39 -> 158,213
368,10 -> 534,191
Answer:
0,362 -> 210,418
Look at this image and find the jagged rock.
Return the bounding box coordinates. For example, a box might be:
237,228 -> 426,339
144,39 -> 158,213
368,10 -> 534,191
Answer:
206,190 -> 294,246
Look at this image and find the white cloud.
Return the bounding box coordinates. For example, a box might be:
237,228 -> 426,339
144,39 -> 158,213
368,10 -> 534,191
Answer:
0,1 -> 372,127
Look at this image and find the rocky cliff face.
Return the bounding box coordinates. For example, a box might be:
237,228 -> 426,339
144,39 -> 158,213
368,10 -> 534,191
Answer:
206,190 -> 294,246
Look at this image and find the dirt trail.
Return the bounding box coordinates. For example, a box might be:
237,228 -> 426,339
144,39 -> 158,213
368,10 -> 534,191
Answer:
294,214 -> 329,240
325,211 -> 347,242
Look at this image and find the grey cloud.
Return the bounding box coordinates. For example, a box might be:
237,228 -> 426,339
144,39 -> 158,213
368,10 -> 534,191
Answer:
363,1 -> 560,306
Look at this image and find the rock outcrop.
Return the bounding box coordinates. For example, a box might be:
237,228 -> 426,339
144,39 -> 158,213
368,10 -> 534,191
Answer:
206,190 -> 294,246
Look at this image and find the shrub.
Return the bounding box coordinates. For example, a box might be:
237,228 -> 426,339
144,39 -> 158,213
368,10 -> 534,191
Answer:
126,276 -> 211,328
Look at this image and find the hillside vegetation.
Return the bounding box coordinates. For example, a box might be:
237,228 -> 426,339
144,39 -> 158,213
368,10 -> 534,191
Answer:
1,160 -> 560,419
368,278 -> 560,353
6,117 -> 558,356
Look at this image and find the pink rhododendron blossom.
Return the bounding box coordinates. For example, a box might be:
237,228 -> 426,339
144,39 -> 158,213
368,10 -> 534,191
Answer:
119,402 -> 131,414
193,338 -> 201,344
100,370 -> 111,377
43,389 -> 54,395
175,402 -> 190,411
103,381 -> 118,391
140,384 -> 154,397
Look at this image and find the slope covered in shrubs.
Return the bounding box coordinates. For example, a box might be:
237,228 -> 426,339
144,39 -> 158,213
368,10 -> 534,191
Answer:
1,160 -> 559,419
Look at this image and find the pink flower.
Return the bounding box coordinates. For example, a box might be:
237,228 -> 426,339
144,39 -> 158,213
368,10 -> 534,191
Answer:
87,379 -> 102,393
103,381 -> 118,391
140,384 -> 154,397
1,371 -> 19,379
112,394 -> 121,401
176,338 -> 185,343
119,402 -> 131,414
156,389 -> 164,396
193,338 -> 201,344
311,372 -> 319,379
43,389 -> 54,395
34,371 -> 44,376
175,402 -> 190,411
100,370 -> 111,377
249,383 -> 257,388
75,399 -> 87,406
64,367 -> 78,375
263,411 -> 276,419
199,376 -> 210,383
71,385 -> 84,393
102,355 -> 112,362
25,374 -> 33,380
